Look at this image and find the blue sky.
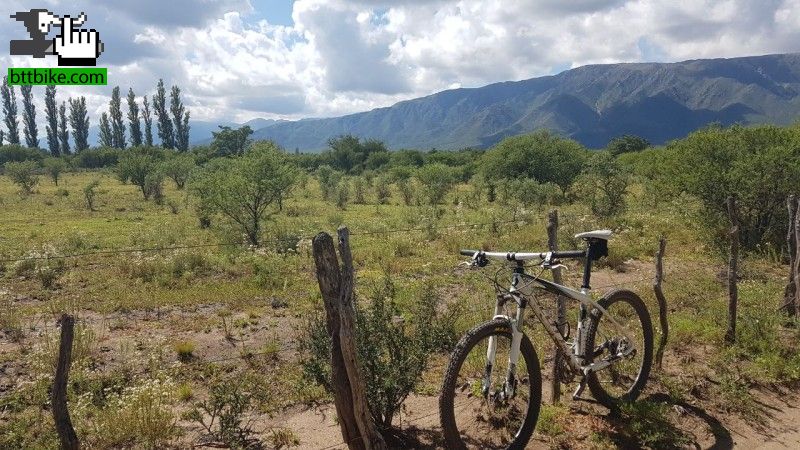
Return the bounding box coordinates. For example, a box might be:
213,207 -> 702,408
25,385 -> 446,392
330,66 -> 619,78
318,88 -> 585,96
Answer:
2,0 -> 800,126
246,1 -> 295,26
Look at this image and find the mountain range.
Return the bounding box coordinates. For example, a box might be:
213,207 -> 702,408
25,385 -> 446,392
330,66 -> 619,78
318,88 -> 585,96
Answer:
92,53 -> 800,151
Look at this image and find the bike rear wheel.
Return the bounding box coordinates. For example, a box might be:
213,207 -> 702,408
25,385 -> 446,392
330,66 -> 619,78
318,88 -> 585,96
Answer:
439,318 -> 541,449
582,289 -> 653,408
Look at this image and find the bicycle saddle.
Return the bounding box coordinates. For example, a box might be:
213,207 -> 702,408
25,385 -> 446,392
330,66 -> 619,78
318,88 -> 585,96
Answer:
574,229 -> 612,240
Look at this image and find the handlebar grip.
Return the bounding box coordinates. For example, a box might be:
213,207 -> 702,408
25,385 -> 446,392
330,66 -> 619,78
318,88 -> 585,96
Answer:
552,250 -> 586,259
460,249 -> 479,256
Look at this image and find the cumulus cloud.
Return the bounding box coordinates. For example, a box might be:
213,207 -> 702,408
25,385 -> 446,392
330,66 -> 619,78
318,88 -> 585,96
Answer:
1,0 -> 799,127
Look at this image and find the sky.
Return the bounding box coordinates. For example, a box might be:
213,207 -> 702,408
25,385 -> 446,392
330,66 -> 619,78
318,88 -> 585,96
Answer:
2,0 -> 800,127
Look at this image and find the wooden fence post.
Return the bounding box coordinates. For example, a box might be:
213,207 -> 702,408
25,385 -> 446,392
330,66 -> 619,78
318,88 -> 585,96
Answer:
312,229 -> 386,450
547,210 -> 565,404
336,227 -> 386,450
783,195 -> 797,317
794,197 -> 800,319
313,233 -> 363,450
654,238 -> 668,369
725,197 -> 739,345
52,314 -> 79,450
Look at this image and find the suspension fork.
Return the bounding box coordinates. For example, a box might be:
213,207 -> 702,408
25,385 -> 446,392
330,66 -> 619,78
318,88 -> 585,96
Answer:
482,295 -> 504,397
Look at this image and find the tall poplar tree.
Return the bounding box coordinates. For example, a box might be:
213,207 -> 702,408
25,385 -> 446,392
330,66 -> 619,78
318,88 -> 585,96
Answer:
142,95 -> 153,147
1,77 -> 20,145
99,112 -> 113,147
127,88 -> 142,147
58,101 -> 70,154
153,79 -> 174,149
45,85 -> 60,155
109,86 -> 126,149
68,96 -> 89,151
170,85 -> 190,152
20,85 -> 38,148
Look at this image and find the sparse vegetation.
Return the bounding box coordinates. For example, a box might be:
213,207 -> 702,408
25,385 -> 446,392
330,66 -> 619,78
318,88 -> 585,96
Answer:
1,121 -> 798,448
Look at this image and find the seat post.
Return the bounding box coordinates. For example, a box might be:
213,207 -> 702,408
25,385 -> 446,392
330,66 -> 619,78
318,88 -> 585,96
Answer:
581,241 -> 594,290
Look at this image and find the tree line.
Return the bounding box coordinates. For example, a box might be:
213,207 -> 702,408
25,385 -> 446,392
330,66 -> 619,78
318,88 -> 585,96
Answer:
0,78 -> 191,154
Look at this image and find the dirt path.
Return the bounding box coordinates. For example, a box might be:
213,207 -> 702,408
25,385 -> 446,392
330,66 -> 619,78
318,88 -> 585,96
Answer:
732,391 -> 800,449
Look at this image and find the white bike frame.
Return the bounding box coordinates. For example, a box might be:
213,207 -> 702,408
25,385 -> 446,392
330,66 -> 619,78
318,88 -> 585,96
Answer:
474,248 -> 636,400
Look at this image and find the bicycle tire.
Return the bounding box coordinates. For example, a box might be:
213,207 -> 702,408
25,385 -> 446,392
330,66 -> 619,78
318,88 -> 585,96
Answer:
439,318 -> 542,449
582,289 -> 654,408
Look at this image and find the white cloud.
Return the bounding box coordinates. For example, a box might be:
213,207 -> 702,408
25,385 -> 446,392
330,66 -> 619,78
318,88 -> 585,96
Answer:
2,0 -> 800,129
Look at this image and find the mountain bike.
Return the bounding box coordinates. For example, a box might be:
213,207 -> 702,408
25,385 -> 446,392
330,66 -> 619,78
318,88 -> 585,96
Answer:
439,230 -> 653,449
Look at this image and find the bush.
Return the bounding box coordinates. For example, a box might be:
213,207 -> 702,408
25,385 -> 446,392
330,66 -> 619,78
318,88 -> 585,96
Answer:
4,160 -> 39,195
188,377 -> 259,449
83,180 -> 100,211
481,130 -> 587,188
301,277 -> 458,429
74,376 -> 179,449
644,124 -> 800,249
415,163 -> 455,205
43,157 -> 67,185
190,143 -> 297,247
375,176 -> 391,205
0,144 -> 45,165
117,151 -> 162,200
161,154 -> 195,189
73,147 -> 122,169
570,151 -> 629,217
335,179 -> 349,210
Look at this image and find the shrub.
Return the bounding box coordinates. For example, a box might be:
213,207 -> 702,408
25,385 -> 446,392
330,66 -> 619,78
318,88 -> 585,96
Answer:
143,171 -> 165,204
190,143 -> 297,247
335,179 -> 349,210
480,130 -> 587,188
396,178 -> 415,206
74,376 -> 179,449
73,147 -> 121,169
375,176 -> 391,204
83,180 -> 100,211
0,144 -> 45,165
642,124 -> 800,249
415,163 -> 455,205
4,160 -> 39,195
571,151 -> 629,217
316,165 -> 341,201
301,277 -> 458,429
161,154 -> 195,189
173,341 -> 195,362
43,157 -> 67,185
117,152 -> 162,200
352,176 -> 366,204
188,377 -> 259,449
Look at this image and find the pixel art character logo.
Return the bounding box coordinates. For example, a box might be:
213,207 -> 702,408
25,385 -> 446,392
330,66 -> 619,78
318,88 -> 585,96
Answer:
10,9 -> 104,66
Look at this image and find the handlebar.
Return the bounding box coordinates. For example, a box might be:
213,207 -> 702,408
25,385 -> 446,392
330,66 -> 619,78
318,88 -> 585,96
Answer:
460,249 -> 586,262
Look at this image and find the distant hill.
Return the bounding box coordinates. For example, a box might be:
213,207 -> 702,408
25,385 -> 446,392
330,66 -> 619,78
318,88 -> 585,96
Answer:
244,53 -> 800,151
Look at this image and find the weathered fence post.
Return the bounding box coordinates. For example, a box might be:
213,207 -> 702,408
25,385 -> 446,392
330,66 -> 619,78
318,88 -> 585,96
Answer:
782,195 -> 797,317
654,238 -> 668,369
52,314 -> 79,450
336,227 -> 386,450
794,197 -> 800,319
312,233 -> 361,449
547,210 -> 565,404
725,197 -> 739,345
312,229 -> 386,450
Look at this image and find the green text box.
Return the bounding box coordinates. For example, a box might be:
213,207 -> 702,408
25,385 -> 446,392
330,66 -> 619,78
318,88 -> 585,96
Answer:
7,67 -> 107,85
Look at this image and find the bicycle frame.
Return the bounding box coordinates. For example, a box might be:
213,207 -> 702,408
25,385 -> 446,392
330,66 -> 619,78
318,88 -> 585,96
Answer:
482,260 -> 637,401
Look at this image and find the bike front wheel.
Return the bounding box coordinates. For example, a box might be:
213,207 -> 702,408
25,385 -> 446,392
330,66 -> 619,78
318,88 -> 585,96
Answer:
582,289 -> 654,408
439,318 -> 541,450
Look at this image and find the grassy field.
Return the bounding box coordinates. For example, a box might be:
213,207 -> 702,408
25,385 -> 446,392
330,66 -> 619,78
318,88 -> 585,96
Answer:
1,169 -> 797,448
